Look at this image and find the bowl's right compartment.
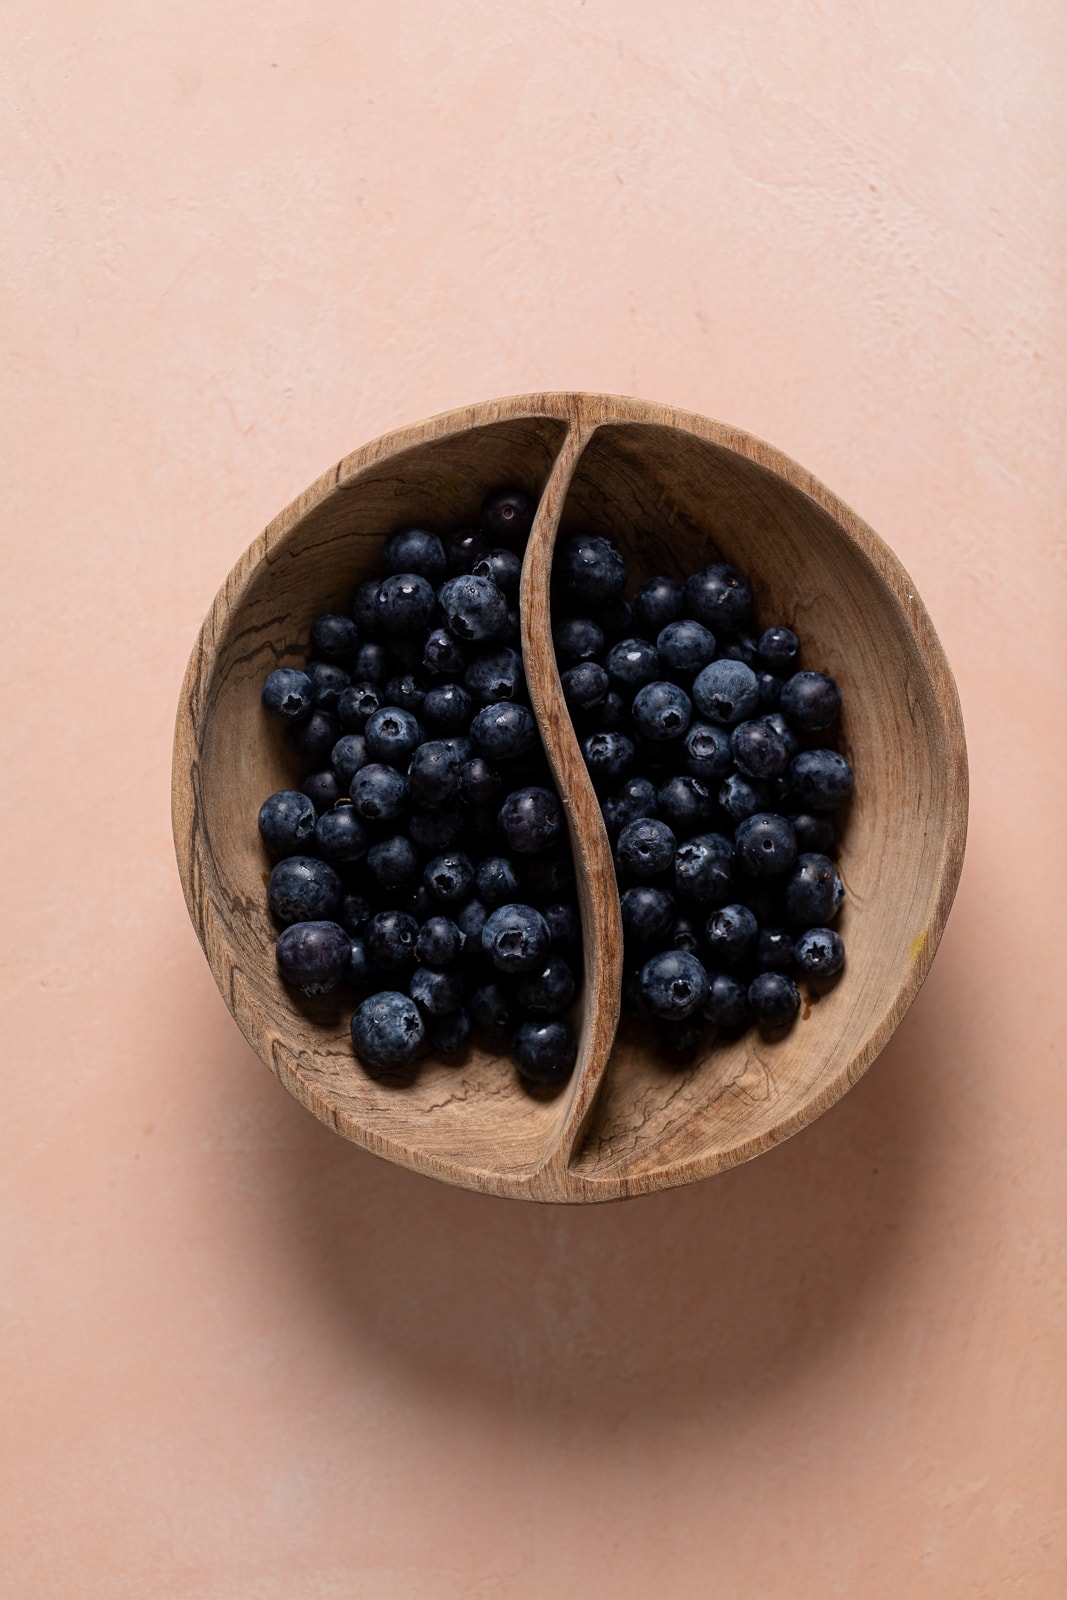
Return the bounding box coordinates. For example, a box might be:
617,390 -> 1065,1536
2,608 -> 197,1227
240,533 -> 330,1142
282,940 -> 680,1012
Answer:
559,420 -> 966,1191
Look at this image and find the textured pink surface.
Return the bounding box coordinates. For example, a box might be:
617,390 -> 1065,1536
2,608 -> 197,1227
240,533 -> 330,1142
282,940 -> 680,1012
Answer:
2,2 -> 1065,1595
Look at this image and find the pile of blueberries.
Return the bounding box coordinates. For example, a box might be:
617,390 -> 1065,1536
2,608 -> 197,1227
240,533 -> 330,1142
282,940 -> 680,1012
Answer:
553,530 -> 853,1054
258,487 -> 585,1086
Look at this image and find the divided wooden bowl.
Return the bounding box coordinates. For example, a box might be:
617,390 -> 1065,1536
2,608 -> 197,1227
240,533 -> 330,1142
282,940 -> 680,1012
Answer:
172,392 -> 968,1203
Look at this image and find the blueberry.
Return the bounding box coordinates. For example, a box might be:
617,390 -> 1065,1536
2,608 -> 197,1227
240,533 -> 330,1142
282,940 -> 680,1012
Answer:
784,853 -> 845,927
481,486 -> 536,546
421,625 -> 467,677
267,856 -> 342,926
383,527 -> 446,585
302,769 -> 345,813
470,701 -> 537,762
511,1019 -> 578,1085
383,673 -> 427,715
656,619 -> 717,677
684,562 -> 752,633
702,972 -> 749,1030
655,775 -> 715,836
349,762 -> 408,823
408,965 -> 465,1017
498,787 -> 563,854
364,706 -> 423,766
309,613 -> 359,663
561,661 -> 610,714
794,926 -> 846,978
789,749 -> 855,812
705,903 -> 758,968
731,718 -> 789,779
581,731 -> 635,792
762,709 -> 800,761
314,804 -> 369,864
638,950 -> 709,1020
351,991 -> 425,1070
516,955 -> 577,1015
350,578 -> 383,635
286,709 -> 342,765
414,915 -> 463,968
424,852 -> 475,906
276,920 -> 351,994
461,757 -> 503,807
605,775 -> 658,835
439,574 -> 509,642
734,813 -> 798,878
422,683 -> 473,733
468,978 -> 519,1037
375,572 -> 437,636
481,903 -> 551,974
719,632 -> 758,667
605,638 -> 660,693
365,910 -> 420,971
456,897 -> 490,945
408,740 -> 463,809
553,616 -> 605,665
748,972 -> 801,1030
443,525 -> 490,575
464,647 -> 526,706
616,817 -> 676,880
475,855 -> 522,906
754,926 -> 795,972
472,546 -> 522,597
336,683 -> 383,732
541,900 -> 580,951
667,913 -> 704,957
718,772 -> 773,823
632,681 -> 693,742
673,832 -> 735,906
367,834 -> 419,890
426,1007 -> 472,1055
262,667 -> 314,723
306,660 -> 350,711
353,642 -> 389,684
620,885 -> 676,945
258,790 -> 317,858
756,671 -> 783,710
556,533 -> 627,607
790,812 -> 836,854
348,936 -> 373,988
408,805 -> 465,852
692,659 -> 759,726
780,670 -> 842,731
593,690 -> 629,731
682,721 -> 734,783
339,893 -> 374,936
758,627 -> 800,671
634,574 -> 685,635
330,733 -> 369,785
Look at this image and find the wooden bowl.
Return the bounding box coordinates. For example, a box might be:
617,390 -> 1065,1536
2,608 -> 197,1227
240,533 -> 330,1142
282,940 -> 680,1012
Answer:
172,393 -> 967,1203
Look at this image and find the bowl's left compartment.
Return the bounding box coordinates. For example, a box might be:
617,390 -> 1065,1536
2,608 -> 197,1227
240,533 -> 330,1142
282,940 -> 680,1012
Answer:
173,406 -> 581,1197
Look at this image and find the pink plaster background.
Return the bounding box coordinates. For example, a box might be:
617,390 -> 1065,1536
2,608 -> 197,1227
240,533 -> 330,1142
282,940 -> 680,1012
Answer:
2,2 -> 1065,1595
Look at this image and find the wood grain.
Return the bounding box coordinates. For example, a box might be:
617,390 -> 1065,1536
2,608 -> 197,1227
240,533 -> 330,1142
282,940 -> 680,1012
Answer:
172,393 -> 968,1203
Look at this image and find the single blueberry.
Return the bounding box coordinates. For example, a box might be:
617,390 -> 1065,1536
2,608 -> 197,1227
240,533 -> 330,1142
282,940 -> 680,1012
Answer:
481,486 -> 536,547
748,972 -> 801,1030
481,903 -> 551,974
657,619 -> 717,677
555,533 -> 627,607
415,915 -> 465,968
511,1019 -> 578,1085
719,771 -> 774,822
339,893 -> 374,936
461,756 -> 503,807
581,731 -> 636,792
422,682 -> 473,733
438,574 -> 509,642
756,671 -> 783,710
423,852 -> 475,906
758,626 -> 800,671
734,813 -> 798,878
408,740 -> 463,809
426,1007 -> 472,1055
383,527 -> 446,585
561,661 -> 610,714
668,913 -> 705,957
692,658 -> 759,726
553,616 -> 605,665
620,885 -> 676,946
309,613 -> 359,663
754,926 -> 795,972
470,701 -> 537,762
351,991 -> 425,1070
286,710 -> 342,765
468,978 -> 519,1037
682,722 -> 734,784
365,910 -> 420,971
464,646 -> 526,706
456,897 -> 489,945
353,641 -> 389,684
720,632 -> 758,667
336,683 -> 383,732
375,572 -> 437,636
705,903 -> 759,968
409,965 -> 465,1017
784,853 -> 845,927
443,525 -> 490,575
794,926 -> 846,978
267,856 -> 342,926
330,732 -> 369,785
364,706 -> 423,767
516,955 -> 577,1016
367,834 -> 420,890
673,832 -> 735,906
656,774 -> 715,837
541,900 -> 580,951
258,790 -> 317,858
383,673 -> 427,715
702,972 -> 749,1030
475,855 -> 522,907
498,787 -> 563,855
314,804 -> 369,864
276,920 -> 351,995
616,817 -> 677,881
634,574 -> 685,635
790,812 -> 836,854
632,680 -> 693,742
731,718 -> 790,780
605,638 -> 661,694
306,660 -> 350,712
684,562 -> 753,634
472,546 -> 522,598
349,762 -> 408,823
638,950 -> 709,1021
780,670 -> 842,732
262,667 -> 314,723
422,625 -> 467,677
302,769 -> 344,813
789,749 -> 855,812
